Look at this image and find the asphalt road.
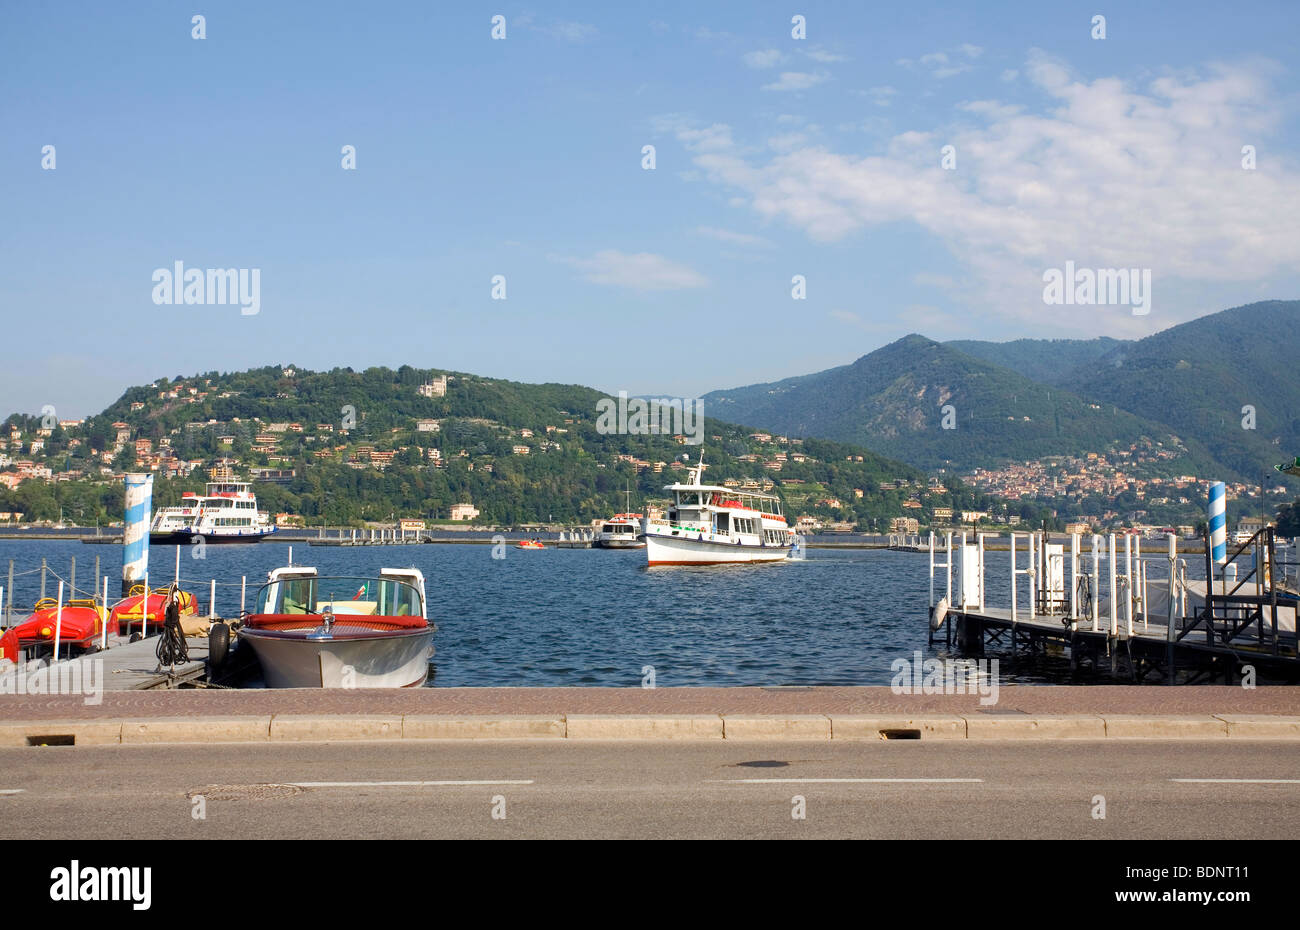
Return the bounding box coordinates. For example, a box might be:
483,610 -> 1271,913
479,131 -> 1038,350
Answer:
3,739 -> 1300,839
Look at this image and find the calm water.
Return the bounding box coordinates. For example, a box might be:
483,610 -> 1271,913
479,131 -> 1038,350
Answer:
0,539 -> 1212,687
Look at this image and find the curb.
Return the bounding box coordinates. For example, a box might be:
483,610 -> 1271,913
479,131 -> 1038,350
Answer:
4,714 -> 1300,746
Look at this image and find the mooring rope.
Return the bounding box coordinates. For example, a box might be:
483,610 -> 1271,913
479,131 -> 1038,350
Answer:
155,584 -> 190,668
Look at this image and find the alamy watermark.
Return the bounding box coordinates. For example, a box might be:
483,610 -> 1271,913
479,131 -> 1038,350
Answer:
595,391 -> 703,445
0,657 -> 103,704
890,651 -> 999,705
1042,261 -> 1150,316
151,261 -> 260,316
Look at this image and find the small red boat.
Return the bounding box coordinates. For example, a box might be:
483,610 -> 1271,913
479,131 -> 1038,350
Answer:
515,539 -> 546,550
8,598 -> 115,657
111,585 -> 198,632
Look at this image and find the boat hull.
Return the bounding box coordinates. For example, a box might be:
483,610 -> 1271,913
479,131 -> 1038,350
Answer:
150,529 -> 276,545
594,537 -> 646,549
239,626 -> 434,688
644,532 -> 791,566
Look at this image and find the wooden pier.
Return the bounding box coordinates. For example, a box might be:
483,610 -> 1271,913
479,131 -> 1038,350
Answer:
928,527 -> 1299,684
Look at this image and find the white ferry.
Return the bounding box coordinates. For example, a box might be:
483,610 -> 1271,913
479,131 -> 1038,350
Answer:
149,477 -> 276,544
594,513 -> 645,549
643,454 -> 794,565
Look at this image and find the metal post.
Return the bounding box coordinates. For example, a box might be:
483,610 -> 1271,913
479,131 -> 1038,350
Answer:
945,532 -> 952,605
69,556 -> 76,599
1070,532 -> 1080,620
142,571 -> 149,638
41,557 -> 47,601
1124,534 -> 1133,638
1091,535 -> 1101,631
240,575 -> 247,616
175,545 -> 181,584
1028,532 -> 1037,620
1010,533 -> 1017,623
101,575 -> 109,651
94,555 -> 100,601
928,532 -> 935,609
6,560 -> 12,627
977,533 -> 986,612
209,579 -> 217,619
1108,534 -> 1118,636
53,580 -> 64,662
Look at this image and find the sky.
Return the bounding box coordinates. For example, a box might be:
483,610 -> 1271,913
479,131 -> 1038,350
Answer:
2,0 -> 1298,419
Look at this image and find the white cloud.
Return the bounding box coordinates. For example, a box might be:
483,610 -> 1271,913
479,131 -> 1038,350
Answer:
904,48 -> 975,79
669,54 -> 1300,333
743,49 -> 784,69
762,71 -> 830,92
695,226 -> 774,248
559,251 -> 709,290
804,47 -> 849,63
855,85 -> 898,107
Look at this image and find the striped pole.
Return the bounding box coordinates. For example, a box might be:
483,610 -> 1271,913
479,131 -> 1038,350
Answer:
122,473 -> 153,597
1208,481 -> 1227,565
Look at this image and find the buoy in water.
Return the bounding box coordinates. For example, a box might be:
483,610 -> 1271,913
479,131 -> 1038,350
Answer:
930,596 -> 949,631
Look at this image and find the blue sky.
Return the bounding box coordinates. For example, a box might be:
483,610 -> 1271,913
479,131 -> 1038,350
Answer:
2,0 -> 1298,418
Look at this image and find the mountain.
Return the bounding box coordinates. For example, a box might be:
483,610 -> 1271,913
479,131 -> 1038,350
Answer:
1059,300 -> 1300,480
703,335 -> 1214,473
1,365 -> 1014,529
945,337 -> 1130,386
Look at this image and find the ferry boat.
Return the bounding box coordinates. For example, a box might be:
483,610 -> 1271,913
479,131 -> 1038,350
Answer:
150,476 -> 276,544
239,566 -> 435,688
594,513 -> 645,549
643,454 -> 795,565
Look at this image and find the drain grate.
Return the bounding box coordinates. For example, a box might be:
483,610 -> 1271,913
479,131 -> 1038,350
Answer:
879,728 -> 922,740
187,784 -> 305,801
26,735 -> 75,746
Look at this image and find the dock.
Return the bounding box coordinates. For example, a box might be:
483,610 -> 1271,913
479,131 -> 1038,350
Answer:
927,527 -> 1300,683
7,632 -> 214,692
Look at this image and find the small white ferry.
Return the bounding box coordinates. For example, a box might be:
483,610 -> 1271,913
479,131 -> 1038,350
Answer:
594,513 -> 645,549
643,454 -> 794,565
149,476 -> 276,544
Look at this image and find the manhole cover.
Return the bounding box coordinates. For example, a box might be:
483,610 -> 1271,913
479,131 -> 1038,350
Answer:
734,760 -> 790,768
187,784 -> 304,801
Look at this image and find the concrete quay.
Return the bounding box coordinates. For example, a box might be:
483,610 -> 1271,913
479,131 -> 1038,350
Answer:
2,685 -> 1298,745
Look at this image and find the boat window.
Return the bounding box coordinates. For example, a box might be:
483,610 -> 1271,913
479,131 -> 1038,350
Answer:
256,576 -> 422,618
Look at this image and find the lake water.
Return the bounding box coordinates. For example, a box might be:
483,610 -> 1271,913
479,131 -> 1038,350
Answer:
0,539 -> 1213,687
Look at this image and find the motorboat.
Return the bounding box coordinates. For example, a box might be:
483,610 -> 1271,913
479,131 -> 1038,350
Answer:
238,566 -> 435,688
594,513 -> 645,549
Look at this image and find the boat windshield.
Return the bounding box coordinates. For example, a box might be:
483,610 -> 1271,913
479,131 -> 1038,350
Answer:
255,576 -> 423,618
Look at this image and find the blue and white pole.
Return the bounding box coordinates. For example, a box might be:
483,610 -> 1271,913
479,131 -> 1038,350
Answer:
122,473 -> 153,597
1207,481 -> 1227,565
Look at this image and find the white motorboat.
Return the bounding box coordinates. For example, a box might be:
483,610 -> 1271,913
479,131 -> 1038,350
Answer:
238,567 -> 435,687
594,513 -> 645,549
